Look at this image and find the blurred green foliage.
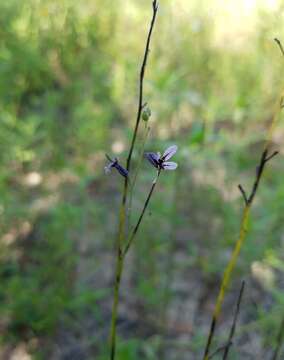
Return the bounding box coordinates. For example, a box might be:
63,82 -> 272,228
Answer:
1,0 -> 284,358
0,205 -> 77,337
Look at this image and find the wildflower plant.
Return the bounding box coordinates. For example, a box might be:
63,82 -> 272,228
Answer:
202,38 -> 283,360
102,2 -> 178,359
106,143 -> 178,359
104,6 -> 282,360
145,145 -> 178,171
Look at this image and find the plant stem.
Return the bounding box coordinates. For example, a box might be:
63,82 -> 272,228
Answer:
222,280 -> 245,360
109,168 -> 160,360
203,148 -> 278,360
122,0 -> 159,211
109,3 -> 158,359
202,44 -> 284,353
123,169 -> 161,257
110,248 -> 124,360
128,124 -> 150,227
125,0 -> 158,175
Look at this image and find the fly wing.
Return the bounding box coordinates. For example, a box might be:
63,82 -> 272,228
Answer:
162,145 -> 178,161
163,161 -> 178,170
145,152 -> 160,168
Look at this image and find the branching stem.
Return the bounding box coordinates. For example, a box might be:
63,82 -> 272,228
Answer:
109,169 -> 161,359
109,3 -> 159,360
203,148 -> 278,360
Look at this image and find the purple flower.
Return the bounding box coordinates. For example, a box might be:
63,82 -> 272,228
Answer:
145,145 -> 178,170
104,155 -> 128,178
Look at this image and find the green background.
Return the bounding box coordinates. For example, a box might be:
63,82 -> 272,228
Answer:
0,0 -> 284,358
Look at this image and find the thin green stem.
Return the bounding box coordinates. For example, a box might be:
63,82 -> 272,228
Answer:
123,169 -> 161,257
109,3 -> 158,359
203,149 -> 278,360
128,124 -> 150,225
126,1 -> 158,174
110,249 -> 124,360
109,169 -> 160,360
122,0 -> 158,211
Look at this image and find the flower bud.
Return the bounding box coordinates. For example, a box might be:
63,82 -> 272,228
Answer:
142,106 -> 151,122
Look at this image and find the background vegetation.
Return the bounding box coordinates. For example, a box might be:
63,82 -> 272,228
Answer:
1,0 -> 284,358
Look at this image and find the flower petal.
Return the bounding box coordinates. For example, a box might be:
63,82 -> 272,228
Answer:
145,152 -> 160,168
114,163 -> 128,178
104,164 -> 112,174
163,161 -> 178,170
162,145 -> 178,161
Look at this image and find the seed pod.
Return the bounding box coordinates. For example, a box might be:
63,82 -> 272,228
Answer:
142,107 -> 151,122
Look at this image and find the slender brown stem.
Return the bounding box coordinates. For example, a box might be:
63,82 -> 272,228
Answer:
222,280 -> 245,360
128,124 -> 151,225
238,184 -> 248,205
204,316 -> 218,360
274,38 -> 284,57
247,149 -> 278,204
109,3 -> 159,360
203,148 -> 278,360
203,39 -> 284,360
271,316 -> 284,360
110,169 -> 160,360
110,249 -> 124,360
126,0 -> 158,174
208,343 -> 232,359
122,0 -> 158,209
123,169 -> 161,256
